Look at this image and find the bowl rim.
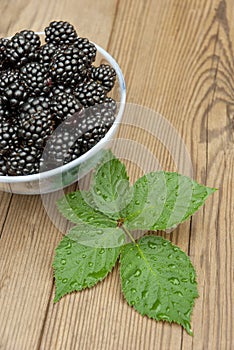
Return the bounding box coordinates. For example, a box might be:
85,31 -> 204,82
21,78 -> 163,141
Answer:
0,35 -> 126,183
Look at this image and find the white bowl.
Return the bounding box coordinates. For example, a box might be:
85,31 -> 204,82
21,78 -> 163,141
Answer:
0,37 -> 126,194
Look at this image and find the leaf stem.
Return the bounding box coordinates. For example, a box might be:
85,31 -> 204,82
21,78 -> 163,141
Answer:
121,225 -> 137,244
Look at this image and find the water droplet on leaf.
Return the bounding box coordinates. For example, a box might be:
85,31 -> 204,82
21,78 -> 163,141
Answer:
62,278 -> 68,284
169,277 -> 180,285
157,313 -> 170,321
142,290 -> 148,299
168,264 -> 176,269
134,269 -> 142,277
148,241 -> 158,249
151,299 -> 161,312
88,262 -> 93,267
131,288 -> 136,294
61,259 -> 66,265
99,248 -> 105,254
70,280 -> 78,289
181,278 -> 189,283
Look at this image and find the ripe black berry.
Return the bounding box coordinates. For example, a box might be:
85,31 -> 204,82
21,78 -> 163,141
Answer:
50,46 -> 88,85
20,62 -> 51,95
91,64 -> 116,92
6,145 -> 42,176
73,37 -> 97,65
45,21 -> 77,46
50,92 -> 83,123
5,33 -> 37,67
18,110 -> 55,149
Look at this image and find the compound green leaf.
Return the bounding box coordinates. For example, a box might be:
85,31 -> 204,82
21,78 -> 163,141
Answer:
54,233 -> 121,302
120,235 -> 199,335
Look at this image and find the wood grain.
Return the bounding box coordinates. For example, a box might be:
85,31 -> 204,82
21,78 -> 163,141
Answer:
0,0 -> 233,349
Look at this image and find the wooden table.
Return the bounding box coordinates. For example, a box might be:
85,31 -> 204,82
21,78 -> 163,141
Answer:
0,1 -> 233,349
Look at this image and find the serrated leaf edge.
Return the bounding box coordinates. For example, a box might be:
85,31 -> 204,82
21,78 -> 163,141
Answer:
119,236 -> 198,336
53,237 -> 121,303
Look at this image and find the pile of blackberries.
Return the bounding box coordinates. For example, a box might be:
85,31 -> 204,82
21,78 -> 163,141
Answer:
0,21 -> 117,176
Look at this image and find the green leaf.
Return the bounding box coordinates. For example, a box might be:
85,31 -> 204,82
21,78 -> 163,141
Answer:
57,190 -> 117,228
91,158 -> 132,219
120,235 -> 198,335
68,224 -> 126,248
53,234 -> 121,302
121,171 -> 167,229
123,172 -> 216,230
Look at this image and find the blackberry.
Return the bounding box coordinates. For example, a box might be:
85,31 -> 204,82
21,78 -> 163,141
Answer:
0,70 -> 28,109
0,69 -> 20,92
41,128 -> 81,168
73,81 -> 106,107
5,33 -> 38,67
73,37 -> 96,65
18,110 -> 55,149
38,42 -> 58,69
48,84 -> 73,99
20,62 -> 51,95
101,97 -> 117,115
19,95 -> 50,124
64,104 -> 116,162
6,145 -> 42,175
0,154 -> 7,175
50,92 -> 83,123
0,119 -> 19,154
19,30 -> 41,50
50,46 -> 88,85
45,21 -> 77,46
91,64 -> 116,92
2,80 -> 28,109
